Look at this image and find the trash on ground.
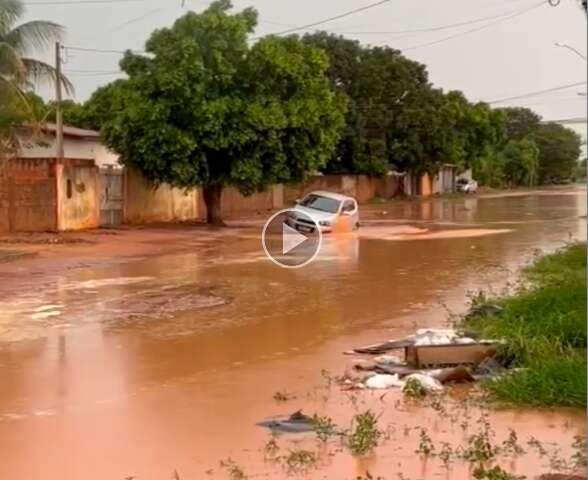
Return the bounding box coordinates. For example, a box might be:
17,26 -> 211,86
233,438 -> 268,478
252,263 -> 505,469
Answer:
341,328 -> 502,393
257,410 -> 315,434
364,374 -> 404,389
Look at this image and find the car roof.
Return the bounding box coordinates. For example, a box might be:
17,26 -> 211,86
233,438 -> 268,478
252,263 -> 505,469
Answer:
306,190 -> 355,202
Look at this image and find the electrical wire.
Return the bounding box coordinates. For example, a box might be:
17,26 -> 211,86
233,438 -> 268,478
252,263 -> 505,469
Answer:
63,45 -> 146,54
24,0 -> 146,5
260,0 -> 392,37
401,1 -> 545,52
326,1 -> 539,36
487,81 -> 588,104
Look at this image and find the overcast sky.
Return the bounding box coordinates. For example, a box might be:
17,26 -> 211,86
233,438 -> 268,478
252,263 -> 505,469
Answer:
24,0 -> 587,123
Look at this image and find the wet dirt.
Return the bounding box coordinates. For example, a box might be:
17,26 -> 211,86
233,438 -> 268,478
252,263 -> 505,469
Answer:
0,188 -> 585,479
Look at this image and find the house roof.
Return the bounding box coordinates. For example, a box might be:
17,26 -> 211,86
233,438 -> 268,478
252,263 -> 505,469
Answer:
18,123 -> 100,139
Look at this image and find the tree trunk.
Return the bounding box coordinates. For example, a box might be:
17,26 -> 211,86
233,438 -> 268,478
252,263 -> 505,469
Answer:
202,184 -> 225,226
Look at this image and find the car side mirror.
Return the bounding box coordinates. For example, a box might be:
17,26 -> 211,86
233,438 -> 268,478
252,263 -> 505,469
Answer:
341,209 -> 351,216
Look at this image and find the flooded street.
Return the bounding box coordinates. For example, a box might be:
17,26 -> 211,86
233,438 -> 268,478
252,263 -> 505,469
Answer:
0,188 -> 585,480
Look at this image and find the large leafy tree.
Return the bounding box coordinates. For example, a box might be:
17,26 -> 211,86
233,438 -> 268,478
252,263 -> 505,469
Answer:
100,1 -> 345,224
497,107 -> 542,141
0,0 -> 71,156
303,32 -> 430,175
502,138 -> 540,187
534,123 -> 582,183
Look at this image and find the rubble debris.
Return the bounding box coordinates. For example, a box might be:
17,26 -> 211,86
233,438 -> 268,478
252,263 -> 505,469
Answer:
257,410 -> 315,434
365,374 -> 404,389
432,366 -> 475,384
406,342 -> 497,368
341,328 -> 501,391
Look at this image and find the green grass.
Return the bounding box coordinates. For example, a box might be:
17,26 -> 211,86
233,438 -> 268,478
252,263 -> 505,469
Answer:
464,243 -> 587,408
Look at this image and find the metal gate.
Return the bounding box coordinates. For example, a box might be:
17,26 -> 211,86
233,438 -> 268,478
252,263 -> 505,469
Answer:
99,167 -> 124,226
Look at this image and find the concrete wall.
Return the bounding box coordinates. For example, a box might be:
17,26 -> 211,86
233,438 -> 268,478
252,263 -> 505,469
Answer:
283,174 -> 401,205
57,160 -> 100,231
0,158 -> 57,233
124,168 -> 199,224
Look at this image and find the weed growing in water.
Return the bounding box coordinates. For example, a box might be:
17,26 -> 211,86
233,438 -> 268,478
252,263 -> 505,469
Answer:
282,449 -> 317,475
571,435 -> 587,468
472,465 -> 525,480
438,442 -> 454,467
416,428 -> 435,456
347,410 -> 382,455
403,377 -> 427,399
355,472 -> 385,480
263,436 -> 280,461
460,418 -> 498,463
272,391 -> 295,402
501,429 -> 525,456
311,414 -> 337,442
527,437 -> 547,457
219,458 -> 248,480
429,397 -> 447,415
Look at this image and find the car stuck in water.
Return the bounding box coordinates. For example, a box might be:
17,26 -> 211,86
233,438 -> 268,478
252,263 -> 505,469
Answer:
286,190 -> 360,233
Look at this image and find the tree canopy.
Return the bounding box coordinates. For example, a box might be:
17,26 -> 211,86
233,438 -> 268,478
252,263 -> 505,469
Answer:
534,123 -> 582,183
98,0 -> 345,224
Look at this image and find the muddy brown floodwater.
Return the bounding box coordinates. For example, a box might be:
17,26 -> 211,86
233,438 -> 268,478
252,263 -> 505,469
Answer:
0,188 -> 585,480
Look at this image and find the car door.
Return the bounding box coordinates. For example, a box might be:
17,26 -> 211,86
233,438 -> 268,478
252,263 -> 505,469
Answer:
342,199 -> 359,229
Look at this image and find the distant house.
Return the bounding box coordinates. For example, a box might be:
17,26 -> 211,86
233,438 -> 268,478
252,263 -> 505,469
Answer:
0,124 -> 122,233
15,123 -> 120,168
403,164 -> 458,196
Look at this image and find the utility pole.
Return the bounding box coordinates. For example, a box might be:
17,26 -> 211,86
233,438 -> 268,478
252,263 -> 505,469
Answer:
55,41 -> 64,161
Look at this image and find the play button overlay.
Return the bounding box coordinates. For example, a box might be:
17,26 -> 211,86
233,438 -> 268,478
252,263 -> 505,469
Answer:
262,208 -> 322,268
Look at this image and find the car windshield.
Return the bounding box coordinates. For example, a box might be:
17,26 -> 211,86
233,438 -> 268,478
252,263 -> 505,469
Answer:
300,194 -> 341,213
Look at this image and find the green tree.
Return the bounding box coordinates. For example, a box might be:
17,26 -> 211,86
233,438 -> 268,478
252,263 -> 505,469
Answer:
502,138 -> 540,186
497,107 -> 542,141
100,1 -> 345,224
303,32 -> 429,175
534,123 -> 582,183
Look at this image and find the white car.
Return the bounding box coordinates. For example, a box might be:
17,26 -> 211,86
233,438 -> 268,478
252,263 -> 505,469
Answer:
286,191 -> 360,233
456,178 -> 478,194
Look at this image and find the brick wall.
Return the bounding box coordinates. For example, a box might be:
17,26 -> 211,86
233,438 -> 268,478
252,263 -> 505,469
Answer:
0,158 -> 57,233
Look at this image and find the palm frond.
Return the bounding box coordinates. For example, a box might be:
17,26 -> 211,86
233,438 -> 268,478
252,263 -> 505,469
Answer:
5,20 -> 63,55
0,0 -> 23,35
21,57 -> 74,95
0,41 -> 25,79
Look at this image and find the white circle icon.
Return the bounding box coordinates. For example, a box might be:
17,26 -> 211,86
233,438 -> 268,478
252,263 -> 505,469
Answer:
261,209 -> 323,268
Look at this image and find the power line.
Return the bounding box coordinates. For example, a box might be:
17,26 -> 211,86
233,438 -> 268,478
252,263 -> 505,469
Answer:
63,45 -> 146,54
487,81 -> 588,104
24,0 -> 146,5
65,71 -> 123,76
401,1 -> 544,52
261,0 -> 392,37
328,1 -> 539,36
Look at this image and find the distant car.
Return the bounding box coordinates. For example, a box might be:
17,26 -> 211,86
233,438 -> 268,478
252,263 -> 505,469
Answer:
286,190 -> 360,233
456,178 -> 478,194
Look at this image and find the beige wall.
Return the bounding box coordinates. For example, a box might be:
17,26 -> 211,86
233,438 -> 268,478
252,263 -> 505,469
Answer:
124,168 -> 199,224
123,171 -> 406,225
56,161 -> 100,231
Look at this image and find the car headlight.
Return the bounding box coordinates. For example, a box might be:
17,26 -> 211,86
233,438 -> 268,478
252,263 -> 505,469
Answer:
319,220 -> 331,226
